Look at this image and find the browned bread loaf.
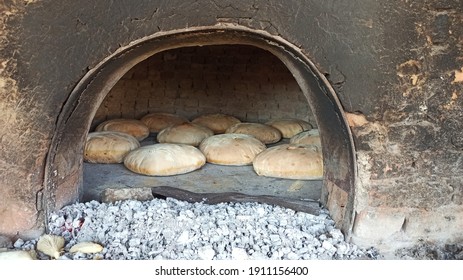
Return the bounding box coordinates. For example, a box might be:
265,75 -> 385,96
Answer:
253,143 -> 323,180
123,143 -> 206,176
140,112 -> 189,133
84,131 -> 140,163
265,118 -> 312,138
157,122 -> 214,146
191,113 -> 241,134
289,129 -> 321,148
199,133 -> 266,166
95,118 -> 150,141
225,122 -> 282,144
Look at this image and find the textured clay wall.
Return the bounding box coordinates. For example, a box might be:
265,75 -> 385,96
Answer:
93,45 -> 313,128
348,1 -> 463,250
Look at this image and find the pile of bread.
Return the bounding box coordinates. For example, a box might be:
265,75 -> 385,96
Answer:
84,112 -> 323,180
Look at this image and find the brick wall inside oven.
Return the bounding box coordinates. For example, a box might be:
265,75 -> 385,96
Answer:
92,45 -> 315,129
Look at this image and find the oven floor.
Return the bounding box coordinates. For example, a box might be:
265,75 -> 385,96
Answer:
82,136 -> 322,207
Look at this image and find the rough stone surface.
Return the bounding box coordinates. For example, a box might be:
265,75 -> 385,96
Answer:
0,235 -> 12,248
101,187 -> 154,204
351,205 -> 463,256
395,241 -> 463,260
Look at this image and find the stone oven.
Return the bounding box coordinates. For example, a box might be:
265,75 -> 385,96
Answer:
84,44 -> 326,204
0,0 -> 461,257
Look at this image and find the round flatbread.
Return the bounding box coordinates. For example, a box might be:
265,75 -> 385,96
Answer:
157,122 -> 214,146
123,143 -> 206,176
265,118 -> 312,138
225,123 -> 282,144
191,113 -> 241,134
252,143 -> 323,180
95,118 -> 150,141
199,133 -> 266,166
289,129 -> 321,147
140,112 -> 189,133
84,131 -> 140,163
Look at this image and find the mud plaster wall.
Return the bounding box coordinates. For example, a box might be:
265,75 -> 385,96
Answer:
92,45 -> 314,128
0,0 -> 462,252
349,0 -> 463,250
0,1 -> 49,239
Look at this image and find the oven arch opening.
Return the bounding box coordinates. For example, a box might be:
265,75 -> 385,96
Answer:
44,25 -> 357,239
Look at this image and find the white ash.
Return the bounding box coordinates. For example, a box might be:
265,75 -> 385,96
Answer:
21,198 -> 379,260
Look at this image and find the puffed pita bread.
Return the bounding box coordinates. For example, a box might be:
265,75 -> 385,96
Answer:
84,131 -> 140,163
140,112 -> 189,133
225,123 -> 282,144
253,143 -> 323,179
157,122 -> 214,146
95,119 -> 150,141
191,113 -> 241,134
199,133 -> 266,166
123,143 -> 206,176
265,118 -> 312,138
289,129 -> 321,147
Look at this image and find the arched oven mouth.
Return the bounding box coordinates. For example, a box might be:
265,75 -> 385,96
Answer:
83,43 -> 324,216
44,25 -> 356,238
